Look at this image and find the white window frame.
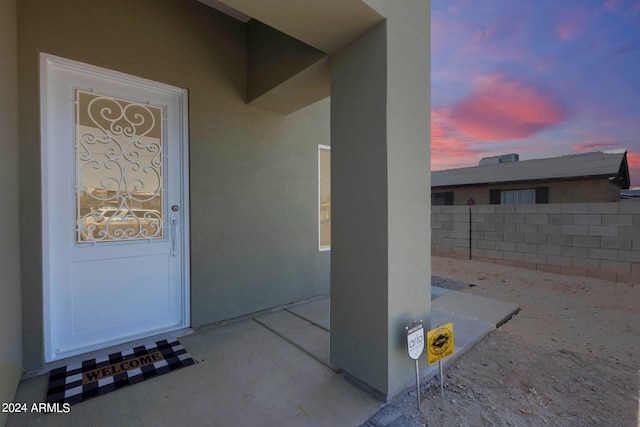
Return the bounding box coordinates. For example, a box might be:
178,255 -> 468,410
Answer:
318,145 -> 331,251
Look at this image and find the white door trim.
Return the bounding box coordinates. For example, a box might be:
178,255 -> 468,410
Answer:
40,53 -> 190,362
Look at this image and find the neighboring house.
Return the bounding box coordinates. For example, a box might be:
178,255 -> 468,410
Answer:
621,188 -> 640,201
0,0 -> 431,411
432,151 -> 631,206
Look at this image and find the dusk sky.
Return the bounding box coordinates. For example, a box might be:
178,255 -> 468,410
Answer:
431,0 -> 640,187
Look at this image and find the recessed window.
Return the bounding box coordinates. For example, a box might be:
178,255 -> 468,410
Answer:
490,187 -> 548,205
432,191 -> 454,206
500,189 -> 535,204
318,145 -> 331,251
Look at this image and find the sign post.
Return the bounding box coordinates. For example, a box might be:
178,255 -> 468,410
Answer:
427,323 -> 454,398
406,320 -> 425,409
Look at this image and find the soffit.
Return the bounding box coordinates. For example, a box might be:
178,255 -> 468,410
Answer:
197,0 -> 384,114
248,57 -> 329,114
196,0 -> 251,22
216,0 -> 384,53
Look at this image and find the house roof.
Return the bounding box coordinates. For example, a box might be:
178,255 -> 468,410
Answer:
432,150 -> 630,189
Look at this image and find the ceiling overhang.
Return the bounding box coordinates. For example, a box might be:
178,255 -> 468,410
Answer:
215,0 -> 384,54
197,0 -> 251,22
198,0 -> 385,114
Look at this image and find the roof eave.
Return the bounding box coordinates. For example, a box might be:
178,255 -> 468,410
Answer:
616,152 -> 631,189
431,174 -> 617,190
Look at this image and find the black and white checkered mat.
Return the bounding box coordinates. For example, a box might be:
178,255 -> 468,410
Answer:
47,339 -> 194,405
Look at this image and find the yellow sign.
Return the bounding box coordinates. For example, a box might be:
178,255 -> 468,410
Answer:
427,323 -> 454,365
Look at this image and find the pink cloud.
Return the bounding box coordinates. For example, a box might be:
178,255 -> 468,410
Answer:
605,0 -> 624,10
555,7 -> 590,41
431,108 -> 481,170
626,153 -> 640,187
449,75 -> 566,141
627,152 -> 640,164
605,0 -> 640,14
573,142 -> 619,151
472,28 -> 494,43
556,23 -> 578,41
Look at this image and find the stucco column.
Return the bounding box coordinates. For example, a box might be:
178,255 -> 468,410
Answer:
330,0 -> 430,399
0,0 -> 23,419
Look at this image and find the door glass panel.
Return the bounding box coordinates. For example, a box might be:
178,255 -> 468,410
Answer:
76,90 -> 164,242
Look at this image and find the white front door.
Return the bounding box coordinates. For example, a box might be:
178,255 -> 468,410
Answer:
40,54 -> 190,362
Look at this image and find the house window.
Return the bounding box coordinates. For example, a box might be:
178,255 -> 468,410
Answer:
431,191 -> 453,206
318,145 -> 331,251
501,189 -> 535,204
490,187 -> 548,204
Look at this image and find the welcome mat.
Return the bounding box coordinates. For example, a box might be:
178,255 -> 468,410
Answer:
47,339 -> 194,405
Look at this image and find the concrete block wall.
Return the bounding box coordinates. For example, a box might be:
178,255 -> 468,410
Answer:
431,205 -> 471,259
431,203 -> 640,283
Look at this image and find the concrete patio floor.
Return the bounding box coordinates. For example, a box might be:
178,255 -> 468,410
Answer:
7,285 -> 519,427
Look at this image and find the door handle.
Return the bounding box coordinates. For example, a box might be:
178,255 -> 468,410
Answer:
170,216 -> 179,257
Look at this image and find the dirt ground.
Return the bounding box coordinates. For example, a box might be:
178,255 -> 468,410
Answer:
397,256 -> 639,427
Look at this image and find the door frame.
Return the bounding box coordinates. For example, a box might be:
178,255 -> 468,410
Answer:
40,53 -> 191,362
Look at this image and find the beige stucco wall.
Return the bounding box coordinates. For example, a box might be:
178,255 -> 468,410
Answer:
331,22 -> 390,395
547,180 -> 620,203
434,179 -> 621,205
0,0 -> 23,420
369,0 -> 431,396
19,0 -> 330,369
331,0 -> 430,398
